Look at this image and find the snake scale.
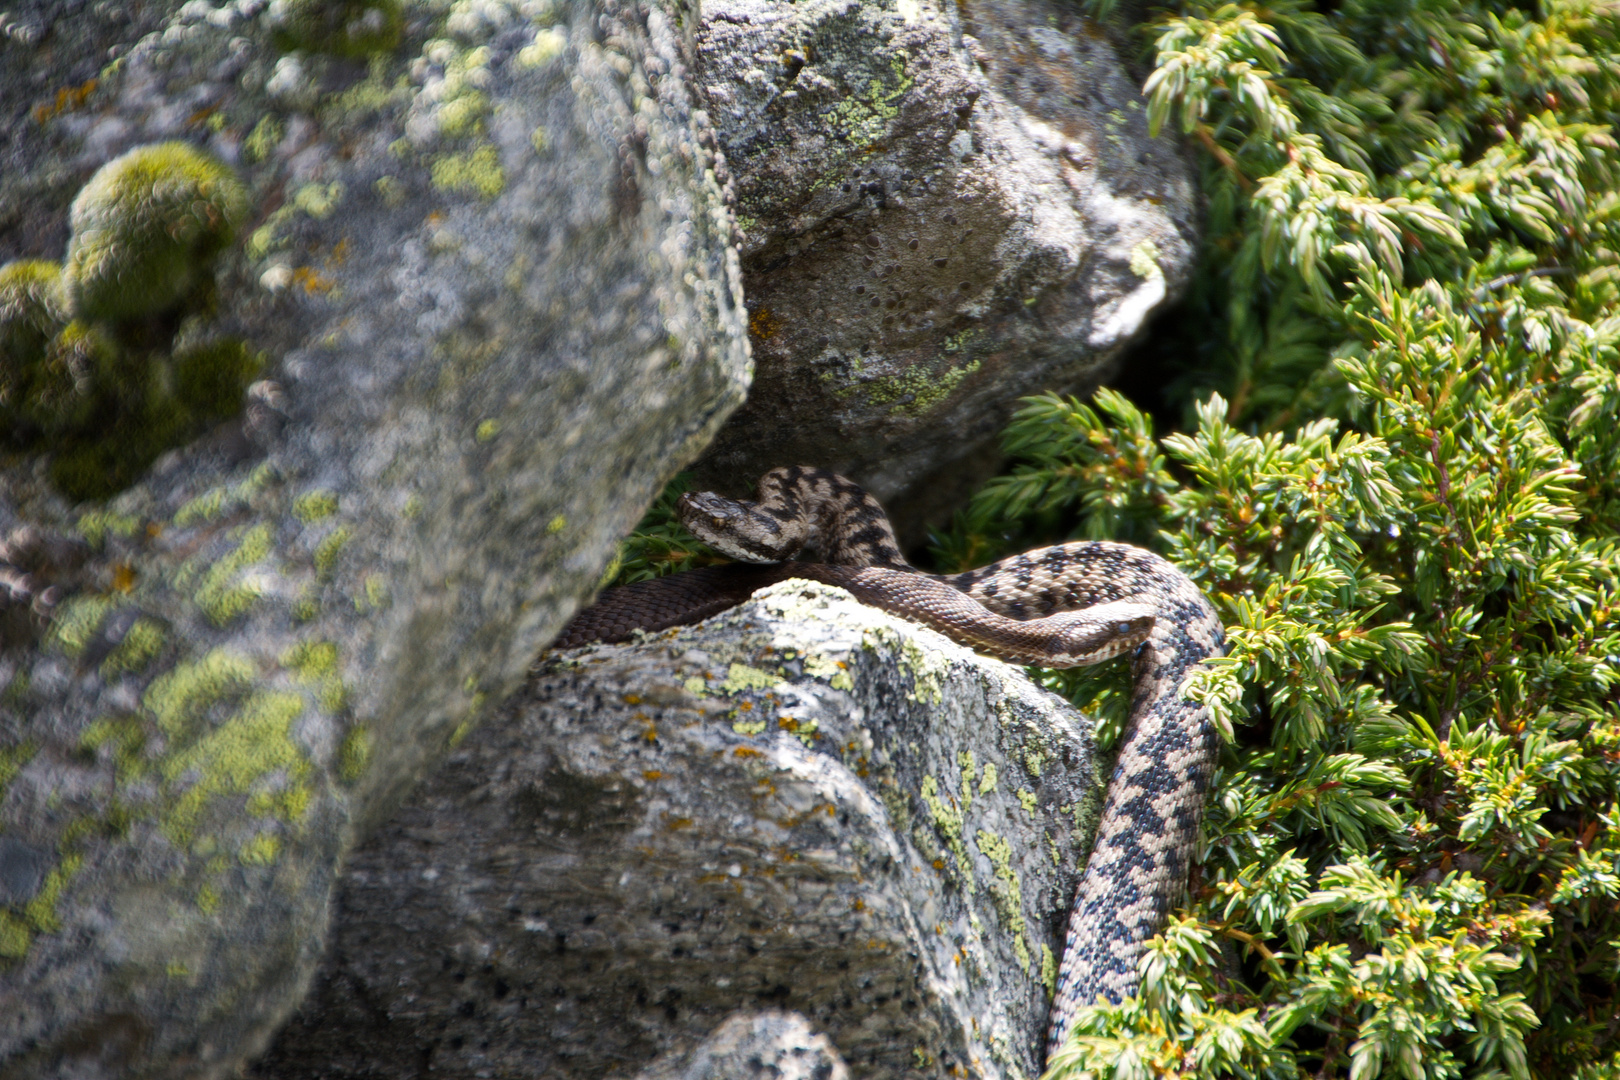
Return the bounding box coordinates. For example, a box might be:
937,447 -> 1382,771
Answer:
554,466 -> 1225,1057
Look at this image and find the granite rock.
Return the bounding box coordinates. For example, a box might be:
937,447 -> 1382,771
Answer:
690,0 -> 1198,533
251,581 -> 1104,1080
0,0 -> 748,1074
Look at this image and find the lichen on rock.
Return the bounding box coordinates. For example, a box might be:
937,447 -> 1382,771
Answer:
252,581 -> 1103,1080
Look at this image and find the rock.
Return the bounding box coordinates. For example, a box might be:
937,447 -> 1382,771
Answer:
635,1012 -> 851,1080
689,0 -> 1198,534
0,0 -> 747,1074
250,581 -> 1102,1080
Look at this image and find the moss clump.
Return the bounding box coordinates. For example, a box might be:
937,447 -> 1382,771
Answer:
46,337 -> 262,502
0,261 -> 69,419
24,320 -> 112,435
64,142 -> 248,323
269,0 -> 404,57
170,338 -> 263,416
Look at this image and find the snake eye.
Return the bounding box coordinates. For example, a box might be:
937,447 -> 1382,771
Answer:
1117,622 -> 1133,635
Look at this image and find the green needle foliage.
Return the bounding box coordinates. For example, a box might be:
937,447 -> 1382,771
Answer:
927,0 -> 1620,1073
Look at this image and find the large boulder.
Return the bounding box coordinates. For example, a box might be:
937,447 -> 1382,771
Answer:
0,0 -> 748,1074
690,0 -> 1198,533
250,581 -> 1104,1079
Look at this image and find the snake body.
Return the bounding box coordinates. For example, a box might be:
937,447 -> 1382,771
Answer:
554,466 -> 1224,1057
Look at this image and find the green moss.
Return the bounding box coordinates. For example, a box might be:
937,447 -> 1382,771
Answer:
431,144 -> 505,200
546,514 -> 566,534
48,595 -> 116,657
475,419 -> 500,442
144,649 -> 255,739
338,724 -> 372,781
101,617 -> 166,677
1017,787 -> 1037,815
194,524 -> 273,625
162,690 -> 309,844
314,526 -> 350,580
271,0 -> 403,57
65,142 -> 247,322
294,491 -> 338,523
1040,943 -> 1057,997
0,261 -> 69,416
27,320 -> 112,433
171,338 -> 262,417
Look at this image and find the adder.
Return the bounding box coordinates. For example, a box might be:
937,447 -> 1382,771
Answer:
554,465 -> 1225,1057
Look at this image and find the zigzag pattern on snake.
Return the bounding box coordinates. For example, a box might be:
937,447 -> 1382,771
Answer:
553,466 -> 1225,1058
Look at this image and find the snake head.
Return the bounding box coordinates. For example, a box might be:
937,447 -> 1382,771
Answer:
676,491 -> 805,562
1045,602 -> 1156,668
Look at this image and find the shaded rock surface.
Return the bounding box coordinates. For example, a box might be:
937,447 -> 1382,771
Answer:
0,0 -> 747,1075
635,1012 -> 852,1080
691,0 -> 1198,534
252,581 -> 1103,1080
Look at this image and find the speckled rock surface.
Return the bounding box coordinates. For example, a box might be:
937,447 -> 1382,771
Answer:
690,0 -> 1197,534
0,0 -> 748,1075
635,1011 -> 851,1080
250,581 -> 1103,1080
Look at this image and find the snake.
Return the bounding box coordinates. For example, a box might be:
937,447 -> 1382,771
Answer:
553,466 -> 1225,1058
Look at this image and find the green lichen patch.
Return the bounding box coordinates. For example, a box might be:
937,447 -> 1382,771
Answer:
65,142 -> 247,322
977,828 -> 1030,971
294,490 -> 339,523
243,116 -> 285,163
161,690 -> 309,845
76,510 -> 140,547
80,716 -> 148,781
144,649 -> 256,740
802,652 -> 855,691
282,639 -> 349,713
313,526 -> 350,580
271,0 -> 404,57
194,524 -> 273,624
47,594 -> 118,657
920,774 -> 973,882
721,663 -> 779,693
1040,943 -> 1057,997
431,144 -> 506,200
338,724 -> 372,781
238,832 -> 281,865
101,617 -> 167,677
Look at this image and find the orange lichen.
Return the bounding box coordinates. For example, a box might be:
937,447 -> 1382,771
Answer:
747,305 -> 782,341
32,80 -> 97,124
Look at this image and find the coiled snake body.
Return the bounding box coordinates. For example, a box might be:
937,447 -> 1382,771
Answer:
555,467 -> 1224,1057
